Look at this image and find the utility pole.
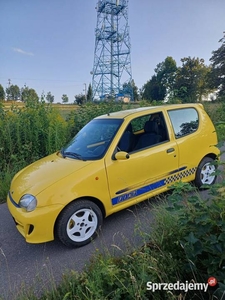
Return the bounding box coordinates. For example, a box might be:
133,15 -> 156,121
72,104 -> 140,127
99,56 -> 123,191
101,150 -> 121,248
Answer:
7,79 -> 11,100
84,83 -> 87,102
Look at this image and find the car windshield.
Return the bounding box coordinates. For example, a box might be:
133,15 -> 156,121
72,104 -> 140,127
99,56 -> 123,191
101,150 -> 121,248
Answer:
61,118 -> 123,160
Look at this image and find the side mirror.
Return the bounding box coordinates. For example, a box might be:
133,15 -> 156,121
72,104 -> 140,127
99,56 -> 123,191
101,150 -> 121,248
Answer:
114,151 -> 130,160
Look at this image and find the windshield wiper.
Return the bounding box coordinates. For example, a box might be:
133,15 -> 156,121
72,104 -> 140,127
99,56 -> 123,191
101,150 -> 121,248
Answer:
63,151 -> 86,161
60,148 -> 65,158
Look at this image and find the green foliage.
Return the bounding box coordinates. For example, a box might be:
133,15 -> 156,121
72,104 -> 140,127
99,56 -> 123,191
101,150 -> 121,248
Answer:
131,79 -> 139,101
210,33 -> 225,97
62,94 -> 69,103
166,180 -> 225,281
21,86 -> 39,103
155,56 -> 177,94
204,101 -> 225,141
166,97 -> 182,104
142,57 -> 177,102
215,122 -> 225,142
142,75 -> 166,102
0,84 -> 5,101
74,93 -> 86,105
46,91 -> 55,103
86,83 -> 93,102
68,101 -> 123,136
6,84 -> 20,100
122,79 -> 139,101
0,101 -> 70,202
173,57 -> 212,103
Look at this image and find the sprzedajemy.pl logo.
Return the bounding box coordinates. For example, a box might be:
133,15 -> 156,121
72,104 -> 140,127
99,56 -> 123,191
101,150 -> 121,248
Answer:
146,278 -> 217,293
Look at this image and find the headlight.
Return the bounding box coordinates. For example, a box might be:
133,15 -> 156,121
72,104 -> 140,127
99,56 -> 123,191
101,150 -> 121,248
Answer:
19,194 -> 37,212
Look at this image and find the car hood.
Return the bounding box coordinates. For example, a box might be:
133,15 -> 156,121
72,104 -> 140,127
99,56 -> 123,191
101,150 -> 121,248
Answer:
11,152 -> 92,201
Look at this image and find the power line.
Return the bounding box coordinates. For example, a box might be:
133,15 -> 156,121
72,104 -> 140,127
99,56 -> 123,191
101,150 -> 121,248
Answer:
0,77 -> 85,84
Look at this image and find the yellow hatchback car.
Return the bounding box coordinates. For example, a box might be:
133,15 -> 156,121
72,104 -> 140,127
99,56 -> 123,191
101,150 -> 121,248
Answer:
7,104 -> 220,247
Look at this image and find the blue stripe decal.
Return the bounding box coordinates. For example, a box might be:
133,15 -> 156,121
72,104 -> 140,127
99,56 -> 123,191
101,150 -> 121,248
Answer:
8,192 -> 20,208
111,179 -> 166,205
111,166 -> 197,206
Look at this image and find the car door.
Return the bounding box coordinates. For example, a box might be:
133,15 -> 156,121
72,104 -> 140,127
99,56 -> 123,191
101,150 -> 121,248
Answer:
104,112 -> 179,211
167,107 -> 201,172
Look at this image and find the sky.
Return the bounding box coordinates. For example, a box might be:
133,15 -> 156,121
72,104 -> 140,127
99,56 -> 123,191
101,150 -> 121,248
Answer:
0,0 -> 224,103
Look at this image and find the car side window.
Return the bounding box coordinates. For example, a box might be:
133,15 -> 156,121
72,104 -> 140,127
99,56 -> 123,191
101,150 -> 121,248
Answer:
168,108 -> 199,138
117,111 -> 169,153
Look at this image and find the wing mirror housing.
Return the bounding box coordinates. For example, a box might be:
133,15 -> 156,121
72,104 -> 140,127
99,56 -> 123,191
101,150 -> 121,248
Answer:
114,151 -> 130,160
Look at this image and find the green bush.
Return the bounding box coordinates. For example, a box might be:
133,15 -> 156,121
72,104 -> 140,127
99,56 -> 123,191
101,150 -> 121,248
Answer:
0,101 -> 70,202
68,101 -> 123,136
165,181 -> 225,279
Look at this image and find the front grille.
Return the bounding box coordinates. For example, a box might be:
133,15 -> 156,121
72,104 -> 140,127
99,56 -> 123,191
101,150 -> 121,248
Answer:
28,225 -> 34,235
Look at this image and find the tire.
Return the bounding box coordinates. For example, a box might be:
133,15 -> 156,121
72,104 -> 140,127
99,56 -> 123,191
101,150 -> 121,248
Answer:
56,200 -> 103,247
194,157 -> 217,188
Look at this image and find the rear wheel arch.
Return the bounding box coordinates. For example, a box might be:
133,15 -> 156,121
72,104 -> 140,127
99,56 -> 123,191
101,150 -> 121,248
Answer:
194,154 -> 218,188
203,153 -> 218,161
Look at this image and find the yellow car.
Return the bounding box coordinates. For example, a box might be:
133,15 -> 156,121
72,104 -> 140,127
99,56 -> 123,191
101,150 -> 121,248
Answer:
7,104 -> 220,247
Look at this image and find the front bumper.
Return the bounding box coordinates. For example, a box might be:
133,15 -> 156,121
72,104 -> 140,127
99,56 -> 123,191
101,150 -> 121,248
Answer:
7,192 -> 64,244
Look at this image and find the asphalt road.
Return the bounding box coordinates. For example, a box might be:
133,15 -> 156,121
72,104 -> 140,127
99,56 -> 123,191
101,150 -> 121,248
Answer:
0,197 -> 156,300
0,146 -> 224,300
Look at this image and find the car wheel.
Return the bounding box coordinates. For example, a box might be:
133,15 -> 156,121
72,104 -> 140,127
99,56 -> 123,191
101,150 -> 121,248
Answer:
56,200 -> 103,247
194,157 -> 217,188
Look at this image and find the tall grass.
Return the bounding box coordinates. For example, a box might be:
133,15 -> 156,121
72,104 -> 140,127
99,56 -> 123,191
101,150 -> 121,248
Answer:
0,100 -> 71,202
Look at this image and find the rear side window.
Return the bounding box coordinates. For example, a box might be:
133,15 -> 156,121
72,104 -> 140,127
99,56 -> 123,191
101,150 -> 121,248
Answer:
168,108 -> 199,138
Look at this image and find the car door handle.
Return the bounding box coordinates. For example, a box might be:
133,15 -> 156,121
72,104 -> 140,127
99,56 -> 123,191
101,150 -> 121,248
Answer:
166,148 -> 175,153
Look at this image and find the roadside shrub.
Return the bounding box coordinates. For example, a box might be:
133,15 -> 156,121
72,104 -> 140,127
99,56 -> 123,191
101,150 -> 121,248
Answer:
215,122 -> 225,142
0,101 -> 70,202
164,181 -> 225,280
68,101 -> 123,136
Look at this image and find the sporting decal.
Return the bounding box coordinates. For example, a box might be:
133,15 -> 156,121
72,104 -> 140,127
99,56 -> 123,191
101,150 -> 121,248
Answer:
112,179 -> 165,205
112,167 -> 197,205
164,167 -> 196,184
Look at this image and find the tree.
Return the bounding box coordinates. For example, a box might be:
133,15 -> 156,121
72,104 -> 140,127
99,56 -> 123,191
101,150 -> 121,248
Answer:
21,86 -> 39,103
210,32 -> 225,97
122,79 -> 139,101
131,79 -> 139,101
86,84 -> 93,102
74,94 -> 85,105
154,56 -> 177,98
142,75 -> 166,101
6,84 -> 20,100
142,56 -> 177,102
0,84 -> 5,101
62,94 -> 69,103
173,57 -> 211,102
46,91 -> 54,103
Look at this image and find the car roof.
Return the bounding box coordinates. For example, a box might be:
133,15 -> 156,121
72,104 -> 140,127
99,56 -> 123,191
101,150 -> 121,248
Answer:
95,103 -> 203,120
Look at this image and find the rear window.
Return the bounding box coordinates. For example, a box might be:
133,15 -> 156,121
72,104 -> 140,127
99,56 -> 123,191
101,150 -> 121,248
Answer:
168,108 -> 199,138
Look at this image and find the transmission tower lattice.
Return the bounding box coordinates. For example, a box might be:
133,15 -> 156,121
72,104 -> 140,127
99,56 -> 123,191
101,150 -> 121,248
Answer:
92,0 -> 133,101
